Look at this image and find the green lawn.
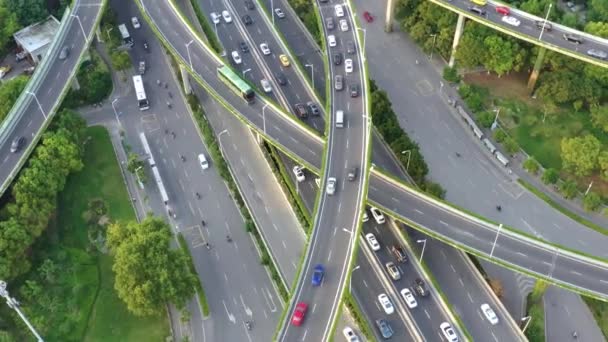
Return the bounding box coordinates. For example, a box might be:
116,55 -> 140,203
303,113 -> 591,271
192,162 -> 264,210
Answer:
583,297 -> 608,340
55,126 -> 169,341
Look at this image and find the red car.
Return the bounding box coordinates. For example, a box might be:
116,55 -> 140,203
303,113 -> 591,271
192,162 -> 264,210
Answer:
495,6 -> 510,16
363,11 -> 373,23
291,302 -> 308,326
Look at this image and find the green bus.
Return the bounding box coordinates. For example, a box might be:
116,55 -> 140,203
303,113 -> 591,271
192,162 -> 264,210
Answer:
217,65 -> 255,103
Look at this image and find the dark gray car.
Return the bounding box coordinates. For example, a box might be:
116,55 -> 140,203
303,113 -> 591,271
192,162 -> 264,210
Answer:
333,53 -> 342,65
58,46 -> 70,60
326,17 -> 334,30
276,72 -> 287,85
349,84 -> 359,97
375,319 -> 394,339
346,40 -> 355,54
10,136 -> 25,153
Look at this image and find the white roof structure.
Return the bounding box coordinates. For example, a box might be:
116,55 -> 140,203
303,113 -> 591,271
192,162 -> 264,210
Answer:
13,16 -> 60,64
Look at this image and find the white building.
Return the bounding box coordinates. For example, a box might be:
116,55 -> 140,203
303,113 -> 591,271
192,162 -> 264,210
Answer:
13,16 -> 61,65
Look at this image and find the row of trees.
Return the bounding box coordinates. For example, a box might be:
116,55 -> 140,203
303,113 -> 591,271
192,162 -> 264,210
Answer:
370,80 -> 445,198
0,110 -> 85,280
0,76 -> 28,123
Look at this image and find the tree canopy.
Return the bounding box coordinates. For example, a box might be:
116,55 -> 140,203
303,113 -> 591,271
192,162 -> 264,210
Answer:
0,76 -> 29,122
106,216 -> 197,316
561,135 -> 601,177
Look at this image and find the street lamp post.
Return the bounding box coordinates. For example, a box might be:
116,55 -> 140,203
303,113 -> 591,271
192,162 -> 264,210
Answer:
217,129 -> 229,158
490,223 -> 502,257
416,239 -> 427,263
401,150 -> 411,171
71,14 -> 89,44
349,265 -> 361,293
0,281 -> 44,341
186,40 -> 194,70
521,316 -> 532,333
243,68 -> 252,78
262,104 -> 269,134
271,0 -> 275,26
26,91 -> 46,119
106,27 -> 113,41
429,34 -> 437,60
538,4 -> 552,40
305,64 -> 314,90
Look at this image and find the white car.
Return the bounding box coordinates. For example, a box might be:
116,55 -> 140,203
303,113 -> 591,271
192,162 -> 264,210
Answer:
131,16 -> 141,29
365,233 -> 380,251
440,322 -> 459,342
481,303 -> 499,325
335,4 -> 344,17
222,10 -> 233,23
210,12 -> 220,24
345,59 -> 353,74
501,15 -> 520,27
293,166 -> 305,182
274,8 -> 286,18
328,35 -> 337,47
326,177 -> 337,195
378,293 -> 394,315
261,79 -> 272,93
231,50 -> 242,64
400,288 -> 418,309
370,206 -> 385,224
339,19 -> 349,32
198,154 -> 209,170
342,326 -> 360,342
260,43 -> 271,55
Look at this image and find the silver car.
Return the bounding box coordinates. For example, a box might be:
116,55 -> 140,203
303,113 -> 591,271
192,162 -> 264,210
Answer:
334,75 -> 343,91
587,49 -> 608,60
326,177 -> 336,195
58,46 -> 70,60
325,17 -> 334,30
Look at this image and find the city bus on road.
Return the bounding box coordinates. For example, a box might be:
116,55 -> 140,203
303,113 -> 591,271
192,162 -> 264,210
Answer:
469,0 -> 487,6
132,75 -> 149,111
217,65 -> 255,103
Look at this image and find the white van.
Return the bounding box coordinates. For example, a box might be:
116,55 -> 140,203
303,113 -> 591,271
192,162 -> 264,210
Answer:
495,152 -> 509,167
482,138 -> 496,154
198,153 -> 209,170
336,110 -> 344,128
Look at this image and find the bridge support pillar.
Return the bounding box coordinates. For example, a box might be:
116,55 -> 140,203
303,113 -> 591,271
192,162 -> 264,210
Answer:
527,46 -> 547,94
384,0 -> 396,32
448,14 -> 466,68
180,65 -> 192,95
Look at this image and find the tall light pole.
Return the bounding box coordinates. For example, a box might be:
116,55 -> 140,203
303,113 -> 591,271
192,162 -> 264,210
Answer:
305,64 -> 314,91
106,27 -> 113,41
492,108 -> 500,130
186,40 -> 194,70
349,265 -> 361,293
521,316 -> 532,333
243,68 -> 252,78
490,224 -> 502,257
217,129 -> 229,158
401,150 -> 411,171
71,14 -> 89,44
0,281 -> 44,341
271,0 -> 275,26
262,104 -> 269,134
357,28 -> 366,60
429,34 -> 437,60
416,239 -> 427,263
26,91 -> 46,119
538,3 -> 552,41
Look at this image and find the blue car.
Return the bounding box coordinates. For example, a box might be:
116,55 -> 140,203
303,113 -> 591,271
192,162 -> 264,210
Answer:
312,264 -> 324,286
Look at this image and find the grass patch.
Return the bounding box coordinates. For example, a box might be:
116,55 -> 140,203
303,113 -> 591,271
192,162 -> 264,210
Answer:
518,179 -> 608,235
61,50 -> 112,108
28,126 -> 169,341
177,233 -> 210,317
343,294 -> 374,341
583,297 -> 608,340
524,294 -> 545,342
188,0 -> 222,53
285,0 -> 322,47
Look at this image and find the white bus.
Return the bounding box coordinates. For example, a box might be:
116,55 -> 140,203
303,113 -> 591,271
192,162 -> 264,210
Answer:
132,75 -> 149,111
118,23 -> 134,46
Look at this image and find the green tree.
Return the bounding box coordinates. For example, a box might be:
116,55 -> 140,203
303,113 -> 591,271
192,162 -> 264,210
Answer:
442,66 -> 460,83
107,216 -> 197,316
585,21 -> 608,38
590,105 -> 608,133
560,13 -> 579,29
6,0 -> 48,26
0,2 -> 20,54
110,51 -> 131,71
599,151 -> 608,180
583,192 -> 602,212
561,135 -> 601,177
588,0 -> 608,22
523,157 -> 540,174
541,168 -> 559,184
504,137 -> 519,154
0,76 -> 29,122
560,180 -> 578,199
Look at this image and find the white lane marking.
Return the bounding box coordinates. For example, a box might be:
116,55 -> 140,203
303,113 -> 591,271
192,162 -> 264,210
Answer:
282,240 -> 287,249
222,300 -> 236,323
517,252 -> 527,257
440,220 -> 448,226
327,249 -> 333,262
424,309 -> 430,319
458,277 -> 464,286
414,209 -> 424,215
450,264 -> 456,273
301,329 -> 308,341
312,303 -> 317,313
467,292 -> 474,303
571,270 -> 582,276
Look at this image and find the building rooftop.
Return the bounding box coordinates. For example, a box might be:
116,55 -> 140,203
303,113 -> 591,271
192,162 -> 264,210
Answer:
14,16 -> 60,53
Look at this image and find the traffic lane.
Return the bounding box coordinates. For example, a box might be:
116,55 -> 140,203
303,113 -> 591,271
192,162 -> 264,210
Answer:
352,247 -> 417,341
144,0 -> 323,164
407,228 -> 525,342
259,0 -> 326,98
369,174 -> 608,296
446,0 -> 608,63
363,223 -> 450,340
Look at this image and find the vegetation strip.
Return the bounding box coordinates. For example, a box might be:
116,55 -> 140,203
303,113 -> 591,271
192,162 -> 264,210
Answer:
188,0 -> 222,52
178,233 -> 210,317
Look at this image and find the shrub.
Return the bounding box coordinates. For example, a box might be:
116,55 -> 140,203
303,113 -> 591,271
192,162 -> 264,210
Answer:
541,168 -> 559,184
583,192 -> 602,212
493,129 -> 507,142
560,180 -> 578,199
422,181 -> 446,199
442,66 -> 460,83
476,111 -> 495,128
523,157 -> 540,174
504,137 -> 520,154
